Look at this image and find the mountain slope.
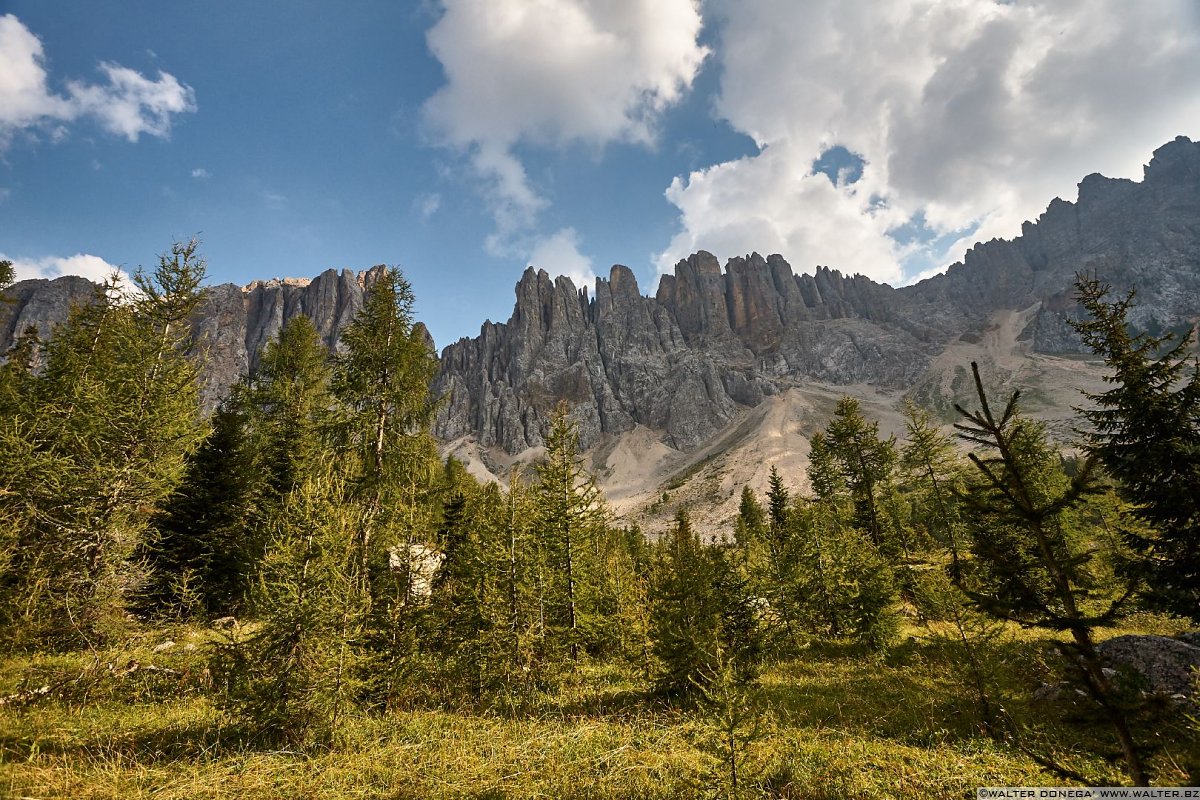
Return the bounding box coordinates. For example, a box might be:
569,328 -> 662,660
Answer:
3,137 -> 1198,529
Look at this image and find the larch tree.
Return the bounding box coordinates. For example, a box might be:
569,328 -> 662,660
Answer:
533,401 -> 605,661
1070,275 -> 1200,622
330,265 -> 441,707
825,396 -> 898,551
954,361 -> 1147,786
649,509 -> 761,701
0,241 -> 208,648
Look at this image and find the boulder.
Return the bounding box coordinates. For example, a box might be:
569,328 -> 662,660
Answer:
1097,634 -> 1200,697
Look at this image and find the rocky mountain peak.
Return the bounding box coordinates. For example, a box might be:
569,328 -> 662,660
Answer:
4,137 -> 1199,464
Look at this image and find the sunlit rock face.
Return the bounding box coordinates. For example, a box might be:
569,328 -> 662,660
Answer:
4,138 -> 1200,454
434,137 -> 1200,452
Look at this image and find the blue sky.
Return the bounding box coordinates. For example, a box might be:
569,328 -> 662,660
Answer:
3,1 -> 1199,349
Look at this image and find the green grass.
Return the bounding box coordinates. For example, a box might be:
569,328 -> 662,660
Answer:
1,616 -> 1193,799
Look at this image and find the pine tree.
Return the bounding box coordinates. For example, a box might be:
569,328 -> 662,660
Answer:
649,509 -> 760,701
1070,276 -> 1200,621
900,399 -> 964,568
954,360 -> 1148,786
143,398 -> 255,617
426,474 -> 506,702
533,401 -> 605,661
245,315 -> 335,504
214,469 -> 367,747
797,432 -> 898,648
145,315 -> 335,618
0,259 -> 13,288
758,466 -> 800,650
0,241 -> 208,647
330,266 -> 441,707
733,485 -> 766,549
825,396 -> 898,550
332,266 -> 439,587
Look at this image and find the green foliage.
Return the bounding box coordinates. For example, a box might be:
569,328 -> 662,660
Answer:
330,266 -> 442,709
0,258 -> 14,288
733,485 -> 765,548
143,399 -> 255,617
824,395 -> 898,550
0,241 -> 208,649
900,399 -> 967,576
426,477 -> 521,702
145,315 -> 336,618
790,500 -> 899,650
533,402 -> 607,661
649,510 -> 761,701
213,471 -> 368,747
1071,275 -> 1200,621
954,360 -> 1149,786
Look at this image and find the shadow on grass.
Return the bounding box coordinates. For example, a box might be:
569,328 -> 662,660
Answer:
758,635 -> 1024,747
0,717 -> 252,764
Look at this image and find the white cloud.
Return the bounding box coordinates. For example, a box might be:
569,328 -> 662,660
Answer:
261,190 -> 287,210
422,0 -> 708,272
659,0 -> 1200,282
527,227 -> 596,289
4,252 -> 130,287
191,167 -> 210,179
0,14 -> 195,148
414,192 -> 442,221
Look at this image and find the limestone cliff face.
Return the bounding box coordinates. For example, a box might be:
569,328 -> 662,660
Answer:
4,137 -> 1199,456
433,136 -> 1200,452
0,265 -> 384,408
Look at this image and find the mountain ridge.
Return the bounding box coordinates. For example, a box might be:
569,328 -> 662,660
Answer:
4,137 -> 1199,511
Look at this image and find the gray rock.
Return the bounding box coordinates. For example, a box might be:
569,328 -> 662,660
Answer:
1177,632 -> 1200,648
1097,634 -> 1200,697
5,137 -> 1200,458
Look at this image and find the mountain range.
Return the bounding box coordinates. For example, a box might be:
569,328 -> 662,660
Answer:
4,136 -> 1199,530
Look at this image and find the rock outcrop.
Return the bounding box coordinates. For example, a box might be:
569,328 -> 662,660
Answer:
4,137 -> 1200,459
1097,634 -> 1200,697
432,139 -> 1200,452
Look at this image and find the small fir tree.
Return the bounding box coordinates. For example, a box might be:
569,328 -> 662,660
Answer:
825,395 -> 898,550
1070,275 -> 1200,621
533,401 -> 606,661
954,360 -> 1148,786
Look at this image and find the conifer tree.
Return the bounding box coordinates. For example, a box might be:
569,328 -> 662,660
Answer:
758,466 -> 800,649
900,399 -> 964,565
146,315 -> 335,617
332,266 -> 439,587
533,401 -> 605,661
0,241 -> 208,647
143,398 -> 254,616
825,396 -> 897,549
330,266 -> 441,708
954,361 -> 1147,785
244,315 -> 335,504
733,486 -> 766,549
0,258 -> 13,288
214,469 -> 367,746
426,475 -> 509,702
1070,276 -> 1200,621
649,509 -> 760,700
796,432 -> 898,648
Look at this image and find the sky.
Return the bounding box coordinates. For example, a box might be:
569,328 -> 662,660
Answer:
2,1 -> 1199,349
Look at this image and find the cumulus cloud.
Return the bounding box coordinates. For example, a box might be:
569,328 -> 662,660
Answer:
191,167 -> 210,179
658,0 -> 1200,283
422,0 -> 707,273
527,227 -> 596,288
4,252 -> 130,287
0,14 -> 195,148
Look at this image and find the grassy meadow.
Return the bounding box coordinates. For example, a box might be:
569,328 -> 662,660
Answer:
2,613 -> 1193,799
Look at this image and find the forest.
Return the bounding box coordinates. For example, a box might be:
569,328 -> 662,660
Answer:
0,243 -> 1197,798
